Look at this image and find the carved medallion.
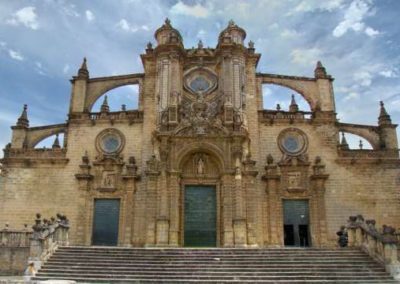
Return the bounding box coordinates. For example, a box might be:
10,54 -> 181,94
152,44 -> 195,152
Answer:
278,128 -> 308,156
183,67 -> 218,99
96,128 -> 125,155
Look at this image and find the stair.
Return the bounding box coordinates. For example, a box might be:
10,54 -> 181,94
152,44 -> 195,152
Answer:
32,246 -> 399,283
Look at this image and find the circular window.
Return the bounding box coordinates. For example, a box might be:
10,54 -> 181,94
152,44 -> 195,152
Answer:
96,129 -> 125,155
278,128 -> 308,156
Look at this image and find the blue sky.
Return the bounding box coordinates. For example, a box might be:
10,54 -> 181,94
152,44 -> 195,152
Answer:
0,0 -> 399,154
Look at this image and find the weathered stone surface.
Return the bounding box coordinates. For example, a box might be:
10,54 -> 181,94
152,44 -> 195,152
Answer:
0,20 -> 399,249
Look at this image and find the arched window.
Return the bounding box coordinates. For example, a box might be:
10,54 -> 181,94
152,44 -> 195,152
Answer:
91,85 -> 139,112
262,84 -> 311,112
34,133 -> 64,149
339,132 -> 373,150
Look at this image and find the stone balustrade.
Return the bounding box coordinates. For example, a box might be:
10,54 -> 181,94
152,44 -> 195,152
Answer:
26,213 -> 69,278
0,224 -> 31,247
345,215 -> 400,280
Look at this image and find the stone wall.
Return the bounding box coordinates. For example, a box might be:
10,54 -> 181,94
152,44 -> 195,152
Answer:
0,247 -> 29,275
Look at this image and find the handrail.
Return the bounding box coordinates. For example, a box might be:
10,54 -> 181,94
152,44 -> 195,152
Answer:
25,213 -> 69,279
344,215 -> 400,280
0,224 -> 32,247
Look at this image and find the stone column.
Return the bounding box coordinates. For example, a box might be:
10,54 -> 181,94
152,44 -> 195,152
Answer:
221,173 -> 234,247
233,169 -> 246,247
156,170 -> 169,246
168,171 -> 181,246
262,161 -> 281,247
122,158 -> 140,247
310,158 -> 329,247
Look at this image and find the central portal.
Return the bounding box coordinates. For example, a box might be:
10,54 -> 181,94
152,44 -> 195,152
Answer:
184,185 -> 216,247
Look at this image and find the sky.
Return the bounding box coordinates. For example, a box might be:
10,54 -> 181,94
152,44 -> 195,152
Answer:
0,0 -> 399,154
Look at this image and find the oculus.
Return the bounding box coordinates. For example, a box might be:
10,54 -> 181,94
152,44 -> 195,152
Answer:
96,128 -> 125,155
278,128 -> 308,156
183,67 -> 218,98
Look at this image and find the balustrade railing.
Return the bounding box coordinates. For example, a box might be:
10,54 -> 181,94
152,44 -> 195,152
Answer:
344,215 -> 400,280
0,224 -> 31,247
25,213 -> 69,279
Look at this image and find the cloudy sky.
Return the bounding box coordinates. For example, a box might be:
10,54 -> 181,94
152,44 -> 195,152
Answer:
0,0 -> 399,154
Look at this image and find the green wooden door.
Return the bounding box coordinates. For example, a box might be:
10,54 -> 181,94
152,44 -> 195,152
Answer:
92,199 -> 120,246
184,186 -> 216,247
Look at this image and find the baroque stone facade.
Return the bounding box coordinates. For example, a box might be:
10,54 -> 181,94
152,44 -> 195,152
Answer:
0,20 -> 399,248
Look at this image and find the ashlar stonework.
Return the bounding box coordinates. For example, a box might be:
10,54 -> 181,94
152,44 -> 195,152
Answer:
0,19 -> 399,248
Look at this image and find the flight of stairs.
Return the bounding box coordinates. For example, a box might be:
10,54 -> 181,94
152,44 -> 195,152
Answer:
32,246 -> 399,283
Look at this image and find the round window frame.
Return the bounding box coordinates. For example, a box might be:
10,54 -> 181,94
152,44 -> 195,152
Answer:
277,128 -> 308,156
96,128 -> 125,155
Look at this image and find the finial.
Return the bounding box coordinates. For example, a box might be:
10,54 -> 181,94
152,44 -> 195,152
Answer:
197,39 -> 203,49
121,104 -> 126,111
378,100 -> 392,126
359,140 -> 363,150
266,154 -> 274,165
165,18 -> 171,26
52,134 -> 60,149
228,19 -> 235,26
276,104 -> 281,111
314,60 -> 327,79
100,95 -> 109,113
78,57 -> 89,79
16,104 -> 29,128
339,132 -> 349,150
248,40 -> 254,49
289,94 -> 299,112
146,42 -> 153,50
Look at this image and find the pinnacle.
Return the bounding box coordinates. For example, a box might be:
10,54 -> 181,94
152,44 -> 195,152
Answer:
52,134 -> 61,149
78,57 -> 89,79
340,132 -> 349,150
289,94 -> 299,112
16,104 -> 29,128
100,95 -> 109,113
378,100 -> 392,126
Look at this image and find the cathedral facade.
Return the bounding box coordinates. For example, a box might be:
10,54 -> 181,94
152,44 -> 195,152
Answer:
1,20 -> 399,248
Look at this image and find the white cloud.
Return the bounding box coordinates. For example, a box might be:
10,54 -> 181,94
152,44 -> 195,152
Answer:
197,29 -> 207,39
85,10 -> 95,22
354,71 -> 372,86
7,6 -> 39,30
333,0 -> 378,38
170,1 -> 210,18
290,0 -> 346,14
365,27 -> 379,37
63,64 -> 70,74
116,19 -> 148,33
290,48 -> 322,65
379,69 -> 398,78
8,49 -> 24,61
343,92 -> 360,101
281,29 -> 301,39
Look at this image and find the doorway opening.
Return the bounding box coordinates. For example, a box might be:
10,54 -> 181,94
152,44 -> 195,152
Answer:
283,199 -> 311,247
184,185 -> 216,247
92,199 -> 120,246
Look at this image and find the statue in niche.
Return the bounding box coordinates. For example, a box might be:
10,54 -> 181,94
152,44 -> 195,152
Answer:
287,172 -> 301,189
102,172 -> 116,188
197,158 -> 205,174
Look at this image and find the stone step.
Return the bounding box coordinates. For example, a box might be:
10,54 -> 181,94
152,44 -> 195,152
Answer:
40,266 -> 386,272
31,277 -> 400,283
32,246 -> 396,283
45,258 -> 378,265
42,262 -> 384,269
36,270 -> 390,277
33,274 -> 395,281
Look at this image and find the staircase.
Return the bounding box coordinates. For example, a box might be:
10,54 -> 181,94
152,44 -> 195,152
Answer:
32,246 -> 399,283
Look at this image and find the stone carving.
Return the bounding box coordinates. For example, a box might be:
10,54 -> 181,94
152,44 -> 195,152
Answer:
102,171 -> 116,188
197,158 -> 205,174
287,172 -> 301,189
146,155 -> 161,173
175,93 -> 228,136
